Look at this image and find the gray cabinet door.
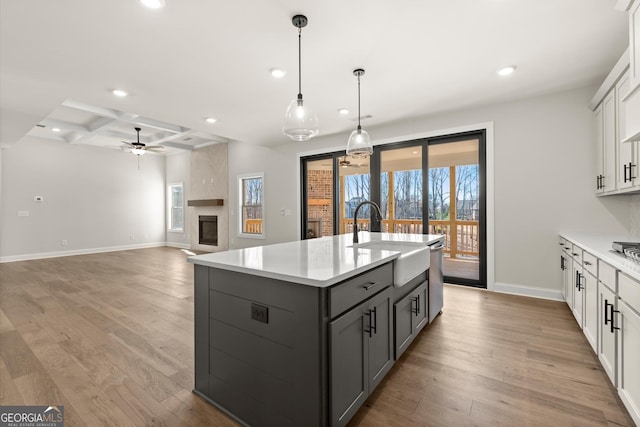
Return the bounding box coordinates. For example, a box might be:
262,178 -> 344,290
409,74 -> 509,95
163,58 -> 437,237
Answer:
413,282 -> 428,334
394,292 -> 413,357
394,281 -> 428,359
330,302 -> 368,427
368,287 -> 394,393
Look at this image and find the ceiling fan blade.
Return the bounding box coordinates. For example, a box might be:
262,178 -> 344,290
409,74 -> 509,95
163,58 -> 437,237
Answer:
145,146 -> 165,151
121,141 -> 134,146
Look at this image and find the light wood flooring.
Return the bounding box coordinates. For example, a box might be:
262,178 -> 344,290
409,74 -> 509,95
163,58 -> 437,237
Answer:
0,247 -> 634,426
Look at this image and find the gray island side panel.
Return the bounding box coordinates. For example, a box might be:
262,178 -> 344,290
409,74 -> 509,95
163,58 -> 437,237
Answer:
194,266 -> 327,427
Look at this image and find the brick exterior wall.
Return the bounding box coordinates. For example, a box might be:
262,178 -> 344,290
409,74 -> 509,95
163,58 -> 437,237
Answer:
306,169 -> 334,237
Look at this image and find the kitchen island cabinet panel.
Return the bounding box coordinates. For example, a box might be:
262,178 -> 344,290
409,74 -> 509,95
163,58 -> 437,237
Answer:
196,266 -> 325,427
330,286 -> 393,427
394,281 -> 428,359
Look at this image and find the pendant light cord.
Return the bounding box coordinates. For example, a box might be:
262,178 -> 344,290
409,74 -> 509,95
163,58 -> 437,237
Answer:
298,27 -> 302,98
357,73 -> 362,130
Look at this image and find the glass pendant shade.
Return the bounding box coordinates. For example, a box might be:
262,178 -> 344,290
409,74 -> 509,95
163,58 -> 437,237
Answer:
131,148 -> 146,156
283,96 -> 319,141
346,127 -> 372,158
346,68 -> 373,157
283,15 -> 319,142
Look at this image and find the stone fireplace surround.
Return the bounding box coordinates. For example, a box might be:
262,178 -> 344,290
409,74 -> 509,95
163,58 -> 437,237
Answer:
189,144 -> 229,252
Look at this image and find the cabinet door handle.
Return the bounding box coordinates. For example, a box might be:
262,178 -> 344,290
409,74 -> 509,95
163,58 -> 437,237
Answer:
364,310 -> 373,337
584,261 -> 591,266
624,163 -> 630,183
560,256 -> 565,271
601,175 -> 605,188
604,299 -> 610,326
630,163 -> 637,180
363,282 -> 379,291
372,306 -> 377,334
596,175 -> 600,189
610,304 -> 620,334
412,295 -> 421,316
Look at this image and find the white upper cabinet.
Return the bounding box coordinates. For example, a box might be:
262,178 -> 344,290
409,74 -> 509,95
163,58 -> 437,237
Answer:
629,0 -> 640,91
617,71 -> 636,190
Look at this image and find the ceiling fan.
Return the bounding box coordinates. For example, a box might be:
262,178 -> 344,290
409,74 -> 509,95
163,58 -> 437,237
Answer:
121,127 -> 164,156
338,157 -> 367,169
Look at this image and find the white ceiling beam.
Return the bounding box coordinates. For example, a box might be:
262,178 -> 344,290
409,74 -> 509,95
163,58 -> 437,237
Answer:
62,100 -> 121,119
39,118 -> 89,133
129,116 -> 186,133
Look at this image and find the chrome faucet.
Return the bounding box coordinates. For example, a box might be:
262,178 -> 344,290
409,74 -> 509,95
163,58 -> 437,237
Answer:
353,200 -> 383,244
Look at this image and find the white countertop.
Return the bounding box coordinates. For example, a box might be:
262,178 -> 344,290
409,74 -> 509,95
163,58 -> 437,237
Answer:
187,232 -> 444,288
560,232 -> 640,282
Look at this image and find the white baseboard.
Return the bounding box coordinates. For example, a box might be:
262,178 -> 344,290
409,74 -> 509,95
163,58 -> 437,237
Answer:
165,242 -> 191,249
0,242 -> 169,263
493,282 -> 564,302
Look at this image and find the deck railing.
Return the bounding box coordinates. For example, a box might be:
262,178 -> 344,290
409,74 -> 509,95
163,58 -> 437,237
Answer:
244,219 -> 263,234
252,216 -> 478,258
343,218 -> 479,259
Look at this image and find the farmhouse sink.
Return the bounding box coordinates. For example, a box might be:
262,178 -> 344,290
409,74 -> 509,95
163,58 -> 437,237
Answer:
351,240 -> 430,287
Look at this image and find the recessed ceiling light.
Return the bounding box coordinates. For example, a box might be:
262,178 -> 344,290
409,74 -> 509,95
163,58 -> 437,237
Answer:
140,0 -> 166,9
412,150 -> 418,154
112,89 -> 128,97
270,68 -> 286,78
205,117 -> 217,124
51,128 -> 61,132
497,66 -> 516,76
338,108 -> 349,115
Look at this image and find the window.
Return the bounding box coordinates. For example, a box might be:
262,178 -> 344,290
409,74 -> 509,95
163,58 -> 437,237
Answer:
168,183 -> 184,232
238,173 -> 264,238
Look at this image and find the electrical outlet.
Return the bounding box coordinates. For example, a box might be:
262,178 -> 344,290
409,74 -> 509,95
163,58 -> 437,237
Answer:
61,239 -> 68,246
251,303 -> 269,324
17,210 -> 29,217
130,234 -> 135,240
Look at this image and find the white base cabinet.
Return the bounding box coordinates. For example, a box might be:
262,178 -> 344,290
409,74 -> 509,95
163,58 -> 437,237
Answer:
583,270 -> 598,352
617,272 -> 640,426
598,283 -> 618,386
618,300 -> 640,426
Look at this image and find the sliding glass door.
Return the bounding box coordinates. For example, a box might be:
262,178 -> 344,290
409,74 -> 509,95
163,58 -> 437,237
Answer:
300,130 -> 486,287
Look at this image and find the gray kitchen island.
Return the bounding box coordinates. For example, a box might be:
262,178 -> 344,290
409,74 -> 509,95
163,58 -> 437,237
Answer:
188,232 -> 444,427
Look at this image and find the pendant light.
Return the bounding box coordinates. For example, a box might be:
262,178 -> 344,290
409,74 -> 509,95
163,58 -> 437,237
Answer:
346,68 -> 372,158
283,14 -> 319,141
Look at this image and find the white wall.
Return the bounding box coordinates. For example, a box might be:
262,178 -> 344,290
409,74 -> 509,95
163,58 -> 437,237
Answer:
165,151 -> 190,248
228,142 -> 298,249
228,85 -> 634,298
0,137 -> 166,261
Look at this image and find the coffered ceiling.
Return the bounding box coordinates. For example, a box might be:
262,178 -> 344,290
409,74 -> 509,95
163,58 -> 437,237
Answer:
0,0 -> 629,152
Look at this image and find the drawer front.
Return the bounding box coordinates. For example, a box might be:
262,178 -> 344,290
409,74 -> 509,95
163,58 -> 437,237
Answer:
571,244 -> 583,264
329,262 -> 393,318
599,260 -> 617,292
583,251 -> 598,277
619,273 -> 640,313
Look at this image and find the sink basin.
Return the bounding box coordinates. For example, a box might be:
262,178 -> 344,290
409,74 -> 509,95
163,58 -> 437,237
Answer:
351,240 -> 430,287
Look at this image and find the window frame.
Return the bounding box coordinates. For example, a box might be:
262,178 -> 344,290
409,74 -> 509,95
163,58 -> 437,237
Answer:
238,172 -> 265,239
167,182 -> 184,233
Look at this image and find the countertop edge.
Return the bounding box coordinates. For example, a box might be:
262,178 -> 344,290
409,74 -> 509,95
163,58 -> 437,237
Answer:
560,232 -> 640,282
187,253 -> 400,287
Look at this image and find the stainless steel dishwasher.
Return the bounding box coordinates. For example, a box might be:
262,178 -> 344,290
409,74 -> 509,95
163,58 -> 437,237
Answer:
428,241 -> 444,323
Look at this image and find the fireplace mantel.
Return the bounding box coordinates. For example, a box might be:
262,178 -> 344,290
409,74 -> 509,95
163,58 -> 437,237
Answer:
187,199 -> 224,207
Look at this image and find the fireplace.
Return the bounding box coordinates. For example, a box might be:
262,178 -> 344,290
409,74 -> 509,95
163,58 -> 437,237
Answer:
306,218 -> 322,239
199,215 -> 218,246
